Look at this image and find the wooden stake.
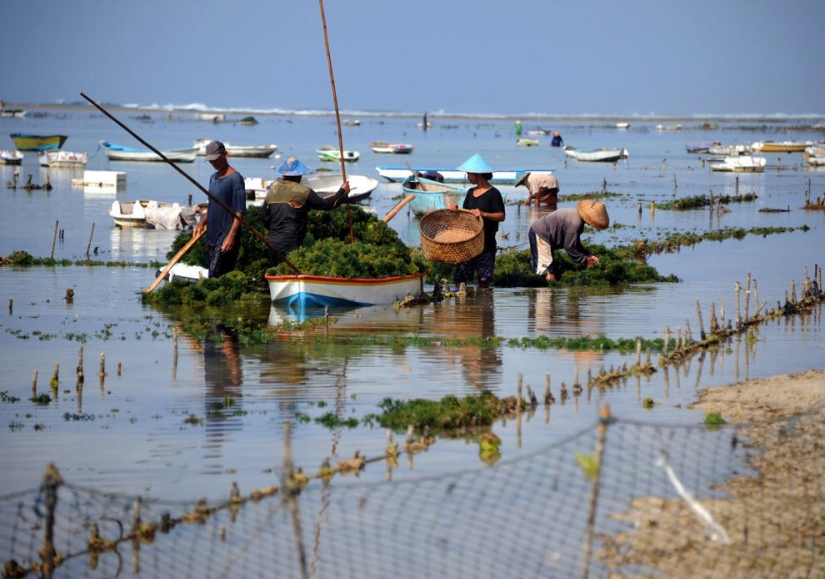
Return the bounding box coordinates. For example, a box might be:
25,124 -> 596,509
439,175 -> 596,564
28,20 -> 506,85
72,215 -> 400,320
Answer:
50,220 -> 58,259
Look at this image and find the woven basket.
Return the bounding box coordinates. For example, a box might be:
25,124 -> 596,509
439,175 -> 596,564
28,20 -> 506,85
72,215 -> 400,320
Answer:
419,209 -> 484,264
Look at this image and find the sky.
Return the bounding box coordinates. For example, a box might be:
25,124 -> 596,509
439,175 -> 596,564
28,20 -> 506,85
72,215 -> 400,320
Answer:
2,0 -> 824,118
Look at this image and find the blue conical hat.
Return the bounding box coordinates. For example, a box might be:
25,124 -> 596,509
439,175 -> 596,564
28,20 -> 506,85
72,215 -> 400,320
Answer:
278,156 -> 311,176
457,153 -> 494,174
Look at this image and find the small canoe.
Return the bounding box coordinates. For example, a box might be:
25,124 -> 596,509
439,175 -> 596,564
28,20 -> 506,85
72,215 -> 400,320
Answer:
370,141 -> 415,154
615,122 -> 630,129
685,141 -> 720,154
101,141 -> 197,162
563,146 -> 629,162
401,175 -> 468,216
10,133 -> 68,152
516,138 -> 540,147
39,150 -> 88,168
0,150 -> 24,165
317,145 -> 360,162
265,273 -> 425,307
708,156 -> 767,173
708,144 -> 752,156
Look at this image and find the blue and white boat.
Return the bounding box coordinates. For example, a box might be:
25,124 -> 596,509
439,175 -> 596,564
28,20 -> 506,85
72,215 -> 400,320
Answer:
401,175 -> 468,217
376,165 -> 554,183
265,273 -> 425,308
100,141 -> 197,163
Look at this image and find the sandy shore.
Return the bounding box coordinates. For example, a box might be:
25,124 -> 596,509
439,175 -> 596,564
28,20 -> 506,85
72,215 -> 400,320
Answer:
597,368 -> 825,578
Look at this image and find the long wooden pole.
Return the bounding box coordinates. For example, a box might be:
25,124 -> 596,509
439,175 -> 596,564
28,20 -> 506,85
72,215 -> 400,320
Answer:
79,92 -> 301,274
318,0 -> 354,244
142,227 -> 206,294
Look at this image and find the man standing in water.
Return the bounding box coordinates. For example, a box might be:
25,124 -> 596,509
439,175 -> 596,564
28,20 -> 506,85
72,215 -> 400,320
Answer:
192,140 -> 246,278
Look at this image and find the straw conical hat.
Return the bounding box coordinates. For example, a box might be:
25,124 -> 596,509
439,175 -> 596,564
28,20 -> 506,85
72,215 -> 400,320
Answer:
577,200 -> 609,230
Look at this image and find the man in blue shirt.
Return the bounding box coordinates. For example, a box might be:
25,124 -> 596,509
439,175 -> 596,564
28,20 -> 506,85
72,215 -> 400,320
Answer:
192,141 -> 246,278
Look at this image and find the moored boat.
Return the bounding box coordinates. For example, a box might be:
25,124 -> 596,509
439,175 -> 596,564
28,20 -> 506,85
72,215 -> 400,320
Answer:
708,155 -> 767,173
10,133 -> 68,152
563,146 -> 629,162
316,145 -> 360,162
708,144 -> 752,156
193,138 -> 278,158
101,141 -> 197,162
38,150 -> 88,168
686,141 -> 720,154
751,140 -> 814,153
376,165 -> 555,183
516,138 -> 540,147
265,273 -> 425,308
302,173 -> 378,203
0,150 -> 24,165
369,141 -> 414,154
802,147 -> 825,167
401,175 -> 468,216
109,199 -> 180,227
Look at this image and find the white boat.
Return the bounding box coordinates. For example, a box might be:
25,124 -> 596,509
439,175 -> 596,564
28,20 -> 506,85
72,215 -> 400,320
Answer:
0,150 -> 24,165
656,124 -> 683,131
516,138 -> 540,147
193,138 -> 278,158
317,145 -> 360,163
708,144 -> 752,156
375,165 -> 555,184
369,141 -> 414,154
245,174 -> 378,206
194,113 -> 225,122
563,146 -> 629,162
100,141 -> 197,163
265,273 -> 425,308
802,147 -> 825,167
708,156 -> 767,173
302,173 -> 379,203
615,122 -> 630,129
109,199 -> 181,228
38,150 -> 88,168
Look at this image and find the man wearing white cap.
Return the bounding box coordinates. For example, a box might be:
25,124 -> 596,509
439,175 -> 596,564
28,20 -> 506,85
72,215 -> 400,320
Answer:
516,172 -> 559,209
193,140 -> 246,278
528,200 -> 609,282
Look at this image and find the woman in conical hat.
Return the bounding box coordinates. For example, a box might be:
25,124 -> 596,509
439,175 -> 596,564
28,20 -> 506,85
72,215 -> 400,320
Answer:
527,199 -> 609,282
446,154 -> 506,289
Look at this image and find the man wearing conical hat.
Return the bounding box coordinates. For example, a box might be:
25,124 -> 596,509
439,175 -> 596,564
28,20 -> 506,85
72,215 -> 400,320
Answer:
528,200 -> 609,282
261,156 -> 350,262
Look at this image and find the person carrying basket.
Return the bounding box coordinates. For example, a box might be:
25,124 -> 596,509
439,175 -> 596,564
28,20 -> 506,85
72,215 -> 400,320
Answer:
447,154 -> 506,289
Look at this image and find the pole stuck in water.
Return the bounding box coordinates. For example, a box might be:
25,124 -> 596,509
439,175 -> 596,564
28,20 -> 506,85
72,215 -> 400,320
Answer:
318,0 -> 354,244
78,92 -> 301,275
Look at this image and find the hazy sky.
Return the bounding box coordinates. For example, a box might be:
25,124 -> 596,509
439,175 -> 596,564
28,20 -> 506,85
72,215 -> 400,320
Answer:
2,0 -> 823,117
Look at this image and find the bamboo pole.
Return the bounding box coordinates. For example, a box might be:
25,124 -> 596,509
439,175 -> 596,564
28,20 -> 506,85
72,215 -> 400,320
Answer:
79,92 -> 300,274
317,0 -> 354,245
382,194 -> 415,223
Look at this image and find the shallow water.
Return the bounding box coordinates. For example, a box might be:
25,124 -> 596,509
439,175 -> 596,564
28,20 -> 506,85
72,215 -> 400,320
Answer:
0,110 -> 823,500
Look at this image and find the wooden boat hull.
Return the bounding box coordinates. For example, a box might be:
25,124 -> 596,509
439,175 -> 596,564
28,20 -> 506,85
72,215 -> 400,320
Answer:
401,176 -> 468,216
265,273 -> 425,307
751,141 -> 814,153
101,141 -> 197,162
10,133 -> 68,152
0,150 -> 24,165
376,166 -> 555,184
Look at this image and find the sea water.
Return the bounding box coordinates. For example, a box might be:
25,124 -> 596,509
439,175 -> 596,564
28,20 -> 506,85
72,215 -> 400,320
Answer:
0,108 -> 823,499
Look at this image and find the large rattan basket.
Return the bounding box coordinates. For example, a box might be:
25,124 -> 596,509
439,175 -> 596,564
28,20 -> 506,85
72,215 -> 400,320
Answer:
419,209 -> 484,264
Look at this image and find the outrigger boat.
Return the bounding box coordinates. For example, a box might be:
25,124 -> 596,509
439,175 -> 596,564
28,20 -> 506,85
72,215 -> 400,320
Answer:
265,273 -> 425,307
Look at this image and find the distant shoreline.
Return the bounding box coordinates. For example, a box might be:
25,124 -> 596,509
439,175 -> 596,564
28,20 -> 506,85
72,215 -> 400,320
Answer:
4,102 -> 822,126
